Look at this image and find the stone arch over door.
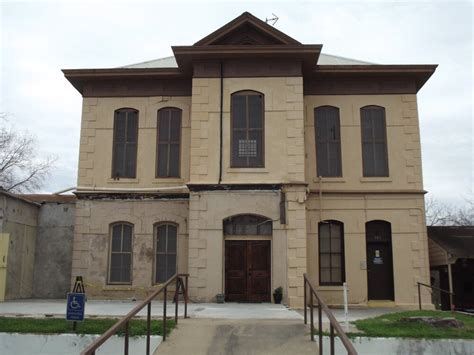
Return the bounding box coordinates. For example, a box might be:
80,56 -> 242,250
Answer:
223,214 -> 272,302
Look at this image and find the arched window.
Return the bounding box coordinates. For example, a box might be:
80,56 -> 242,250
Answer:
319,220 -> 345,285
155,223 -> 178,283
360,106 -> 389,177
223,214 -> 272,235
108,222 -> 133,284
112,108 -> 138,179
314,106 -> 342,177
231,91 -> 264,167
156,108 -> 182,178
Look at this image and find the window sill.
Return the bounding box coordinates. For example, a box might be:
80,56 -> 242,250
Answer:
103,285 -> 134,291
317,285 -> 344,291
227,168 -> 269,174
360,177 -> 392,183
107,178 -> 140,184
152,178 -> 184,184
313,177 -> 346,183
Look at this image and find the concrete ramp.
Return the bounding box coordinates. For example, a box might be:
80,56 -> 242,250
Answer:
155,319 -> 317,355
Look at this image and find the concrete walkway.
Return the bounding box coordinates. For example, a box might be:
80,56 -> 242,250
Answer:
154,318 -> 317,355
0,299 -> 302,320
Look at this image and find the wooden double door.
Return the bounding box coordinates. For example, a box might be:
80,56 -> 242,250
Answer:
225,240 -> 271,302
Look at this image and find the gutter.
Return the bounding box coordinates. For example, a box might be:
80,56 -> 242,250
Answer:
75,186 -> 188,193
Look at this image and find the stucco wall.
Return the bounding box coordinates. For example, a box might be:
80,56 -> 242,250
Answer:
306,193 -> 432,308
0,194 -> 39,300
71,198 -> 189,298
304,94 -> 423,192
77,96 -> 192,188
32,202 -> 75,298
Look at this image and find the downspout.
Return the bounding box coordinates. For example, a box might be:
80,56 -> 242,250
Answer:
218,60 -> 224,184
318,176 -> 323,221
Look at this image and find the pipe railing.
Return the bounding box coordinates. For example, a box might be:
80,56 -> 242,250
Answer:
303,274 -> 357,355
417,281 -> 455,311
81,273 -> 189,355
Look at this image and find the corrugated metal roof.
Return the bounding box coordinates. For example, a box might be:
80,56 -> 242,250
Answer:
121,53 -> 373,69
428,226 -> 474,259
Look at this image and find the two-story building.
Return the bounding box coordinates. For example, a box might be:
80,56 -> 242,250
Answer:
63,12 -> 437,308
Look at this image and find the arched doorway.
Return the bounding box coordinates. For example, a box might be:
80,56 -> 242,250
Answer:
223,214 -> 272,302
366,220 -> 394,300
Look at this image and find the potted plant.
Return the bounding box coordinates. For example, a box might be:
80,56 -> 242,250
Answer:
273,286 -> 283,304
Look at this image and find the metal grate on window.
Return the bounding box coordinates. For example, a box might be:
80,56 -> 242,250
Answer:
238,139 -> 257,157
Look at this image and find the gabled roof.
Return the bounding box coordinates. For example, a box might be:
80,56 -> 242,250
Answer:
194,12 -> 301,46
428,226 -> 474,259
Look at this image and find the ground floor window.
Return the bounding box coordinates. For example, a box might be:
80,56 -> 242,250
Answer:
319,220 -> 345,285
108,222 -> 133,284
155,223 -> 177,283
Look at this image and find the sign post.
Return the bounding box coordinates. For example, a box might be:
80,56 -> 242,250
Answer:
67,276 -> 86,331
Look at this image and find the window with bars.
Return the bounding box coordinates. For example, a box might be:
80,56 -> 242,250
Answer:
361,106 -> 389,177
155,223 -> 178,283
108,223 -> 133,284
319,221 -> 345,285
112,108 -> 138,179
315,106 -> 342,177
157,108 -> 181,178
231,91 -> 264,167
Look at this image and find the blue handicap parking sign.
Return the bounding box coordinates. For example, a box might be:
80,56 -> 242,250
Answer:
66,292 -> 85,321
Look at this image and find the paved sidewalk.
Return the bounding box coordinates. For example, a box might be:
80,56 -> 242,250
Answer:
0,299 -> 302,320
154,318 -> 317,355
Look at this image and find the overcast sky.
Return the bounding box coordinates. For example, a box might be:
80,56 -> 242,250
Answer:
1,0 -> 472,207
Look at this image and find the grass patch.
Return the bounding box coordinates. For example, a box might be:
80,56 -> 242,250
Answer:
0,317 -> 175,337
352,310 -> 474,339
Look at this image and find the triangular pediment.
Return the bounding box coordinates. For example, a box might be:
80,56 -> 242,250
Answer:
194,12 -> 301,46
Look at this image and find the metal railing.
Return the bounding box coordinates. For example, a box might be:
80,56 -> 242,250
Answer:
303,274 -> 357,355
81,273 -> 189,355
417,281 -> 454,311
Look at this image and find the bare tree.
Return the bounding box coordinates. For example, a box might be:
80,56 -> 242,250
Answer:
425,195 -> 473,226
0,114 -> 56,193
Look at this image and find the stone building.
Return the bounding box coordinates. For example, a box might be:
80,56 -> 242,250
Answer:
63,12 -> 437,308
0,190 -> 75,301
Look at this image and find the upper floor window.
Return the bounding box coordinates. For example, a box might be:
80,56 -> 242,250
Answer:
157,108 -> 182,178
108,222 -> 133,284
360,106 -> 389,177
155,223 -> 177,283
231,91 -> 264,168
112,108 -> 138,179
315,106 -> 342,177
319,220 -> 345,286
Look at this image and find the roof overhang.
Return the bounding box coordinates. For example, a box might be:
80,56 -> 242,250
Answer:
62,68 -> 186,94
312,64 -> 438,92
172,44 -> 322,75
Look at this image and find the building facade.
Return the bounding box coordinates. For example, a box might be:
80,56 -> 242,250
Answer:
64,12 -> 437,308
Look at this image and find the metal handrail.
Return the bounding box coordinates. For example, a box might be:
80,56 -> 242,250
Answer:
81,273 -> 189,355
417,281 -> 455,311
303,274 -> 357,355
